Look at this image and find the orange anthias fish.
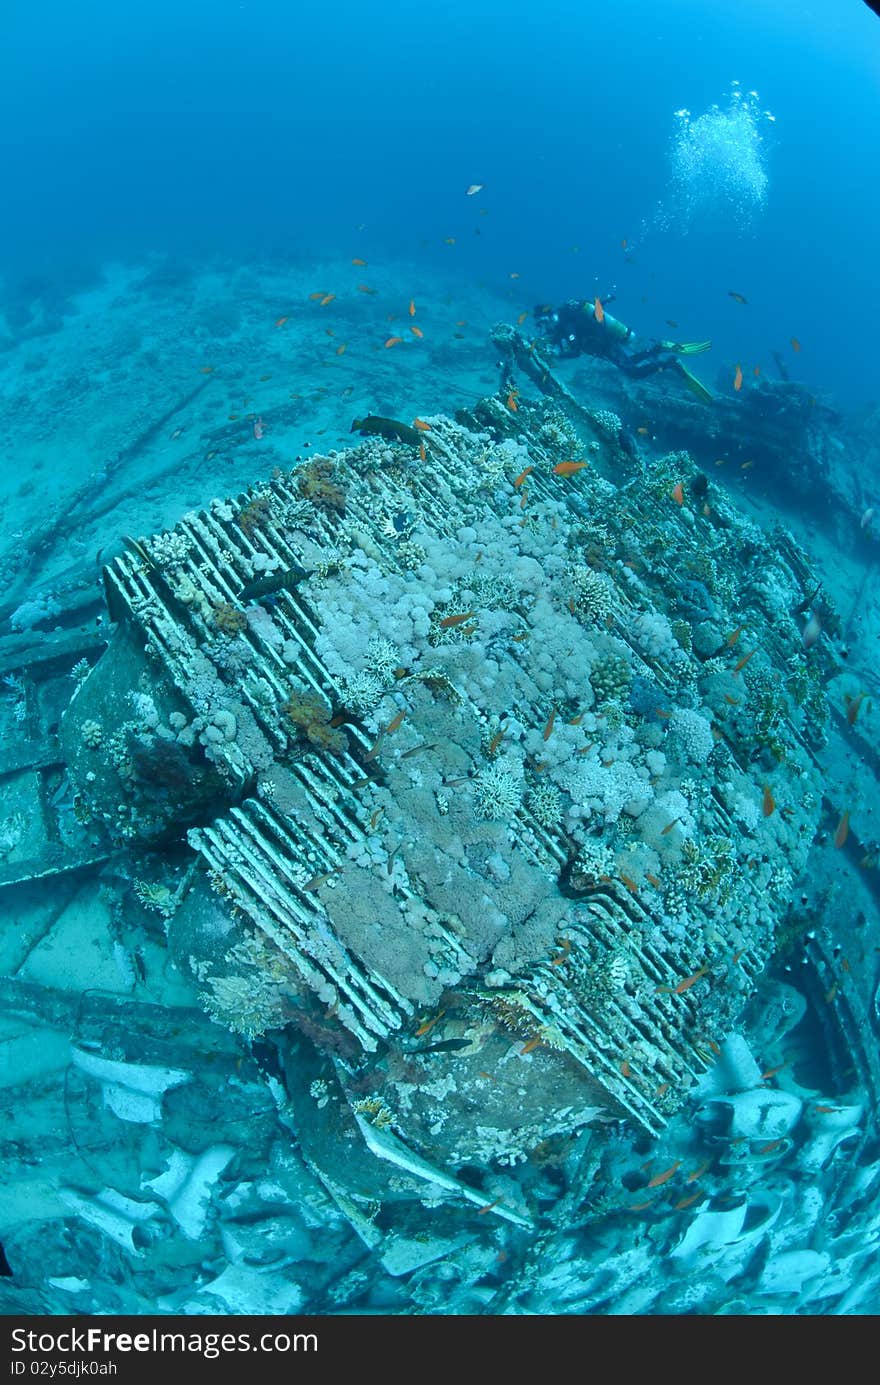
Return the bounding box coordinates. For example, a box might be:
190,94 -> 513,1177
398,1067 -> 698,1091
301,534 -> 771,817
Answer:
409,298 -> 416,317
413,417 -> 432,431
733,648 -> 757,674
517,311 -> 529,325
542,708 -> 556,742
834,810 -> 850,849
414,1009 -> 446,1037
762,784 -> 776,817
419,441 -> 427,462
384,336 -> 403,348
726,624 -> 745,646
439,610 -> 476,628
320,294 -> 336,306
594,296 -> 605,324
733,363 -> 743,391
335,343 -> 347,355
791,337 -> 801,352
410,325 -> 424,339
357,284 -> 377,294
671,481 -> 685,505
308,291 -> 325,300
846,692 -> 865,726
646,1160 -> 681,1188
275,315 -> 289,327
552,460 -> 588,476
385,708 -> 406,734
351,257 -> 367,266
506,390 -> 519,412
513,465 -> 533,488
656,965 -> 709,997
675,965 -> 709,994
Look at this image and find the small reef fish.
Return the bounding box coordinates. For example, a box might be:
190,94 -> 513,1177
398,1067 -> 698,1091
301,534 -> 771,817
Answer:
542,708 -> 556,741
384,708 -> 406,734
335,343 -> 347,355
733,648 -> 757,674
410,325 -> 424,338
509,271 -> 520,279
513,466 -> 533,488
753,365 -> 761,376
413,1037 -> 473,1055
506,390 -> 519,412
414,1009 -> 446,1037
845,692 -> 865,726
860,507 -> 875,529
660,818 -> 681,835
728,291 -> 748,304
733,364 -> 743,391
465,183 -> 484,195
552,460 -> 588,476
517,311 -> 529,325
757,1139 -> 785,1157
802,612 -> 822,649
593,296 -> 605,323
308,292 -> 325,300
419,441 -> 427,461
400,742 -> 437,760
439,610 -> 476,628
791,337 -> 801,352
646,1160 -> 681,1188
351,415 -> 422,445
657,966 -> 709,996
275,315 -> 289,327
351,257 -> 367,266
520,1036 -> 542,1055
357,284 -> 377,294
302,867 -> 343,892
252,416 -> 265,440
238,564 -> 310,603
674,966 -> 709,994
319,294 -> 335,306
487,725 -> 507,755
686,1159 -> 713,1184
444,237 -> 456,244
674,1191 -> 704,1211
762,784 -> 776,817
620,873 -> 640,895
834,810 -> 850,849
413,417 -> 432,431
384,335 -> 403,348
408,299 -> 416,317
671,481 -> 685,505
726,625 -> 745,646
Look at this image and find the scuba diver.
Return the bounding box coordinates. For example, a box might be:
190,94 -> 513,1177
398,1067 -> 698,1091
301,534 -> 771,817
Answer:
533,298 -> 714,402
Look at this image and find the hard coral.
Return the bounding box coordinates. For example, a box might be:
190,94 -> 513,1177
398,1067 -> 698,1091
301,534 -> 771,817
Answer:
211,601 -> 248,634
282,687 -> 347,753
297,459 -> 346,514
236,494 -> 272,537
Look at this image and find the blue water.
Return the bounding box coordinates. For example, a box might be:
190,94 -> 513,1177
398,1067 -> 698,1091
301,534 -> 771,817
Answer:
2,0 -> 878,408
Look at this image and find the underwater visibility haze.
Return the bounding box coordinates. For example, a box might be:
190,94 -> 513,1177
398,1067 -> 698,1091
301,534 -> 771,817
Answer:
1,0 -> 880,1320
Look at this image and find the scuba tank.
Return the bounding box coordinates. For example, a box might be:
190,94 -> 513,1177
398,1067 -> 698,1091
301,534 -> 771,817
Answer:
581,299 -> 633,343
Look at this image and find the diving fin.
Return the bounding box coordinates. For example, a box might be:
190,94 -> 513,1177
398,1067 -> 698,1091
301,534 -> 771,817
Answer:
677,362 -> 714,403
661,339 -> 713,356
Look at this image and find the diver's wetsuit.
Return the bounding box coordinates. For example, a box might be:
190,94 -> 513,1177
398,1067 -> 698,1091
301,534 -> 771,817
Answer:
535,300 -> 682,380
